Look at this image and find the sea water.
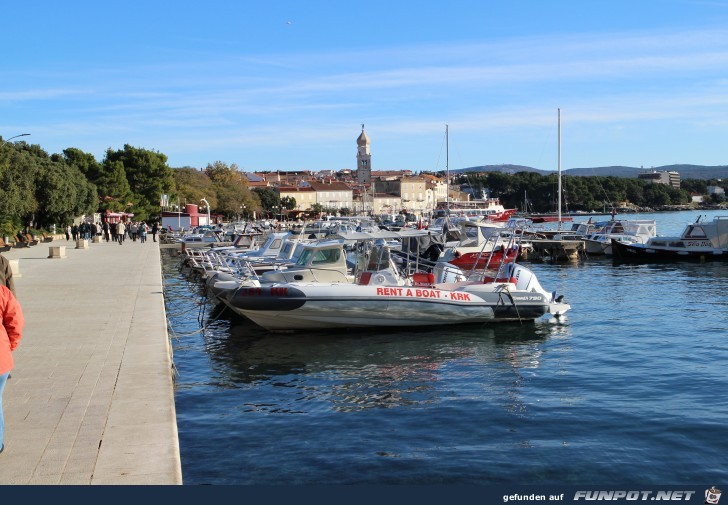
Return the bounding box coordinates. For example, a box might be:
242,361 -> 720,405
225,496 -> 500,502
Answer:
164,209 -> 728,484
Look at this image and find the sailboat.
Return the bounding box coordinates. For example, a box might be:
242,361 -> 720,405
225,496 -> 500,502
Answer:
528,109 -> 573,224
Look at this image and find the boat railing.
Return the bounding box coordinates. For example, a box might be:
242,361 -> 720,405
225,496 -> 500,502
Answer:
464,227 -> 523,283
212,251 -> 255,275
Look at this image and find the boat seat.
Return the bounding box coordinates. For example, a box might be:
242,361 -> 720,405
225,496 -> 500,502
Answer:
482,276 -> 518,285
412,272 -> 435,286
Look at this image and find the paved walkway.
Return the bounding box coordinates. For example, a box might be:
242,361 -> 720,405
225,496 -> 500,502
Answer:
0,236 -> 182,484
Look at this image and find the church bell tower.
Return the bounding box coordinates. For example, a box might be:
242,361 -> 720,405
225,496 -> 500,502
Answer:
356,124 -> 371,185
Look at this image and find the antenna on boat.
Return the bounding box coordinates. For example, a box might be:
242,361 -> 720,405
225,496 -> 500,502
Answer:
557,108 -> 562,229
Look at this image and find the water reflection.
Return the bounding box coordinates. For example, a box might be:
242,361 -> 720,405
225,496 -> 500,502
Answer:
161,246 -> 575,417
191,312 -> 567,413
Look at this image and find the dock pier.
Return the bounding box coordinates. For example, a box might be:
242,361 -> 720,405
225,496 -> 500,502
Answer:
523,238 -> 586,262
0,237 -> 181,484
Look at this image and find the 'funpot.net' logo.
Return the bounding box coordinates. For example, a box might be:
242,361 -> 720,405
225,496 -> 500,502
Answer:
706,487 -> 722,505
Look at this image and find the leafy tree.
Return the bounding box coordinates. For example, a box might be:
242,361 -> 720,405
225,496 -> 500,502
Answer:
253,187 -> 280,212
0,141 -> 97,232
204,161 -> 239,185
711,192 -> 725,203
35,157 -> 96,227
172,167 -> 215,210
0,146 -> 39,221
103,144 -> 175,220
96,160 -> 134,212
281,196 -> 296,211
310,203 -> 324,218
57,147 -> 102,182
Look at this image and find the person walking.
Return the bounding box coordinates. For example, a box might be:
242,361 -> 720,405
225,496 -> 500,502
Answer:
0,283 -> 24,454
65,224 -> 71,241
139,222 -> 148,243
151,222 -> 159,242
117,221 -> 126,245
0,254 -> 14,296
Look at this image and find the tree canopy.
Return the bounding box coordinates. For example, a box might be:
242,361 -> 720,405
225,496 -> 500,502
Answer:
453,171 -> 700,212
0,140 -> 97,236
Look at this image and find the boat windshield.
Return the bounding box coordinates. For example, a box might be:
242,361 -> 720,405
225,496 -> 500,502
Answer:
684,225 -> 707,238
295,247 -> 341,267
365,245 -> 392,271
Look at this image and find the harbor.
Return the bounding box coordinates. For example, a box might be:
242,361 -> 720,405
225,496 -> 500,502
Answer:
1,210 -> 727,485
166,210 -> 727,484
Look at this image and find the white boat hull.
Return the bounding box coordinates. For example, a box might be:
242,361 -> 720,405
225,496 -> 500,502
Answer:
222,282 -> 568,331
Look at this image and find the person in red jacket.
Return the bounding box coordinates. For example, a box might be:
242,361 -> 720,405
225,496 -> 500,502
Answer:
0,284 -> 24,454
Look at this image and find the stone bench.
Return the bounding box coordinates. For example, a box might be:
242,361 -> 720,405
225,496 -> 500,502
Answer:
8,259 -> 21,278
48,245 -> 67,259
75,239 -> 89,249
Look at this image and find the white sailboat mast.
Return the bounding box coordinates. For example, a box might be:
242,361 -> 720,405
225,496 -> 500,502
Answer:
557,108 -> 562,227
446,124 -> 449,214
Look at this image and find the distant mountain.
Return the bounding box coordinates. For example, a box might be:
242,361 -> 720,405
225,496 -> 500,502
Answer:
456,164 -> 728,180
455,164 -> 547,175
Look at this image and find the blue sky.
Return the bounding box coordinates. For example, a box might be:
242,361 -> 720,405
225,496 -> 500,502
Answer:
3,0 -> 728,173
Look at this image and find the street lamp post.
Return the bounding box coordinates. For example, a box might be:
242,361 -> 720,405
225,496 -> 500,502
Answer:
3,133 -> 30,143
200,198 -> 211,226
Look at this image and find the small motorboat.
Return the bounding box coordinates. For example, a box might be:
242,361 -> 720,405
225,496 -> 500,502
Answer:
176,228 -> 224,250
437,220 -> 528,270
582,219 -> 657,256
611,215 -> 728,262
220,241 -> 570,331
206,239 -> 354,305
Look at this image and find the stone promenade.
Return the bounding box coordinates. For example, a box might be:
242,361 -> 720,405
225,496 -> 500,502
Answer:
0,236 -> 182,484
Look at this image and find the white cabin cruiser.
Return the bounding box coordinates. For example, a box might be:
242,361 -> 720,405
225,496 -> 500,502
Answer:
582,219 -> 656,255
207,239 -> 354,305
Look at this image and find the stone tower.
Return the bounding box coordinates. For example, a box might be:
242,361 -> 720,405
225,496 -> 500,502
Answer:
356,124 -> 371,185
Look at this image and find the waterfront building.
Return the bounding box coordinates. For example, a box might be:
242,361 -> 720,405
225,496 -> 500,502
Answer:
400,176 -> 428,215
277,185 -> 317,212
371,193 -> 403,216
422,174 -> 448,205
308,180 -> 354,213
639,169 -> 681,189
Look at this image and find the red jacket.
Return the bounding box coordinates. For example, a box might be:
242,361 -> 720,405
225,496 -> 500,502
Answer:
0,285 -> 24,375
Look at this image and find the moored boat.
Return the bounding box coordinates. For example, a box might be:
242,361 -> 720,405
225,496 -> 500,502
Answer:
611,215 -> 728,262
221,241 -> 570,331
437,220 -> 525,270
582,219 -> 657,256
